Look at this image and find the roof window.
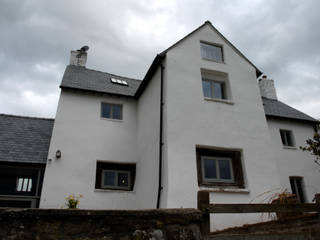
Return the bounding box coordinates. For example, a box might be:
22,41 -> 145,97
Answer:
111,78 -> 128,86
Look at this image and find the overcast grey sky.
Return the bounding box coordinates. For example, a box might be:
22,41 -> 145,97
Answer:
0,0 -> 319,118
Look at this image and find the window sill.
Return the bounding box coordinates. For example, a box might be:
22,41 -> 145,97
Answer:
283,146 -> 297,150
202,57 -> 225,64
199,187 -> 250,193
100,117 -> 123,122
204,97 -> 234,105
94,189 -> 135,193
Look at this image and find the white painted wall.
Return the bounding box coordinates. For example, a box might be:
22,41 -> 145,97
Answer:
135,67 -> 161,209
267,118 -> 320,201
162,24 -> 281,230
40,90 -> 140,209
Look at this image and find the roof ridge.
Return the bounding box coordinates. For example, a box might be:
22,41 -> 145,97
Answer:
0,113 -> 54,121
68,65 -> 142,82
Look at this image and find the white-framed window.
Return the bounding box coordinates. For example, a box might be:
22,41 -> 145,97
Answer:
101,103 -> 123,120
101,170 -> 131,190
202,79 -> 226,100
201,156 -> 234,183
200,42 -> 224,63
280,129 -> 295,147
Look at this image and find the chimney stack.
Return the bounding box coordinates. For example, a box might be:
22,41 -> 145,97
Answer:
69,46 -> 89,67
258,75 -> 278,100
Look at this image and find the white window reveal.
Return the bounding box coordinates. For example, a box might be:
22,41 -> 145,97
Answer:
200,42 -> 224,62
101,103 -> 123,120
16,178 -> 32,192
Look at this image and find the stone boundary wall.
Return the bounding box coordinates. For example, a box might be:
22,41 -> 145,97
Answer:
0,208 -> 203,240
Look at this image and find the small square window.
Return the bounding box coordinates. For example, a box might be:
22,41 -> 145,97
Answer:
101,103 -> 123,120
280,130 -> 295,147
200,42 -> 223,62
196,148 -> 244,188
95,162 -> 136,191
202,79 -> 226,100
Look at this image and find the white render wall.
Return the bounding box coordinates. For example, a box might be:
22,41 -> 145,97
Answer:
162,24 -> 281,230
267,118 -> 320,201
40,90 -> 140,209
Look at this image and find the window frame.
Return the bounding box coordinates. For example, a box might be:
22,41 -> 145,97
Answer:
289,176 -> 305,203
196,147 -> 245,188
279,129 -> 295,147
101,102 -> 123,120
95,161 -> 136,191
200,41 -> 224,63
101,169 -> 131,190
201,156 -> 234,183
202,78 -> 226,100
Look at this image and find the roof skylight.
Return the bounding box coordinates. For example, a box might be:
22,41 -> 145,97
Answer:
111,78 -> 128,86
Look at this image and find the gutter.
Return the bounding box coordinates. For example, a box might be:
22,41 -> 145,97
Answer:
156,64 -> 164,209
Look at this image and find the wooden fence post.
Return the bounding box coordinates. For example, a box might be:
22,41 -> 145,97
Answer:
197,190 -> 210,235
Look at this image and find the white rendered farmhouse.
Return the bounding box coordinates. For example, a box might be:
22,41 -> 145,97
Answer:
40,21 -> 320,230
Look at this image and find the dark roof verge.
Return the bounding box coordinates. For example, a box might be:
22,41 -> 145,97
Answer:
0,114 -> 54,164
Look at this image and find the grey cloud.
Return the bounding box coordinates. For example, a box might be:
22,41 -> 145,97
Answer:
0,0 -> 319,118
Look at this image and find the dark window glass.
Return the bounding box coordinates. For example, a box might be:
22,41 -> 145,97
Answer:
213,82 -> 224,99
204,158 -> 217,179
112,105 -> 122,120
218,159 -> 232,180
104,171 -> 115,186
101,103 -> 111,118
280,130 -> 294,147
101,103 -> 122,120
290,177 -> 305,203
118,172 -> 129,187
202,80 -> 211,98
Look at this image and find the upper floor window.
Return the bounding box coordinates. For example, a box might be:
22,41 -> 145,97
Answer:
202,79 -> 226,100
101,103 -> 122,120
280,129 -> 295,147
200,42 -> 223,63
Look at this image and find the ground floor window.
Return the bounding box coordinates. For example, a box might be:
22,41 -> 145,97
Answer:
95,161 -> 136,191
196,147 -> 244,188
289,176 -> 305,203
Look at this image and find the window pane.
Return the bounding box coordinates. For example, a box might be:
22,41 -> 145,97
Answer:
101,103 -> 111,118
280,131 -> 287,145
201,43 -> 223,62
112,105 -> 122,120
213,82 -> 224,99
204,158 -> 217,179
202,80 -> 211,98
218,159 -> 232,180
286,132 -> 293,146
118,172 -> 129,187
104,171 -> 115,186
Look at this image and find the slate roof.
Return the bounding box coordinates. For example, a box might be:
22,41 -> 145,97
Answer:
0,114 -> 54,164
262,97 -> 318,123
60,65 -> 142,97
